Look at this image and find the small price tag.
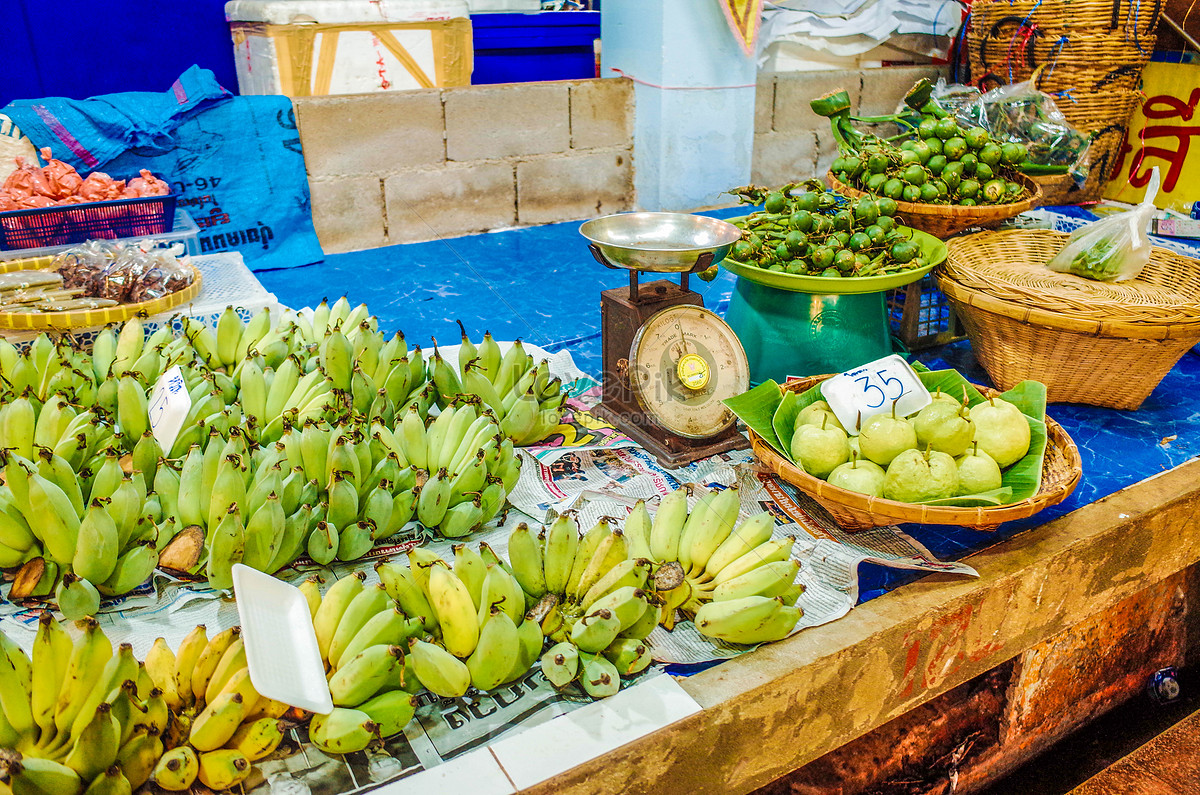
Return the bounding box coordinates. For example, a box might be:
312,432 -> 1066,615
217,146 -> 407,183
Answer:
148,365 -> 191,452
822,354 -> 931,435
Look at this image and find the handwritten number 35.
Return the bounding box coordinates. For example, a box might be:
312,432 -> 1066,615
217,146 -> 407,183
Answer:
855,371 -> 905,409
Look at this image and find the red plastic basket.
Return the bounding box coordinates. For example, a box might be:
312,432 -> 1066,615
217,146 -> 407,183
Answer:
0,193 -> 176,251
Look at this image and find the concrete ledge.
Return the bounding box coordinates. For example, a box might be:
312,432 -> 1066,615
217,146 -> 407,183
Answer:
520,459 -> 1200,794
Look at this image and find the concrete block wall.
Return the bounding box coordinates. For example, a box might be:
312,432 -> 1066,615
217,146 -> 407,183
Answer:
295,78 -> 634,253
752,65 -> 947,188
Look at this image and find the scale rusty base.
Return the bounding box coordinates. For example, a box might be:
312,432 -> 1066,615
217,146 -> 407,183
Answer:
590,399 -> 749,469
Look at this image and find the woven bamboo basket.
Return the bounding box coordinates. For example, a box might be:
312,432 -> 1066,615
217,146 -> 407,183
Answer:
965,0 -> 1160,201
939,230 -> 1200,410
828,172 -> 1042,239
0,254 -> 201,331
749,375 -> 1082,532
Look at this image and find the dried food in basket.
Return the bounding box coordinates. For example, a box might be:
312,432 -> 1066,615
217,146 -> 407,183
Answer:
725,368 -> 1048,508
723,179 -> 928,278
814,79 -> 1033,208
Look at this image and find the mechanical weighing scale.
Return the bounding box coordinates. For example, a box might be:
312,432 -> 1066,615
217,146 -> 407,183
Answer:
579,212 -> 750,468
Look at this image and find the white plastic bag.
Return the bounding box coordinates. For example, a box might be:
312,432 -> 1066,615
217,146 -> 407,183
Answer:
1046,168 -> 1160,282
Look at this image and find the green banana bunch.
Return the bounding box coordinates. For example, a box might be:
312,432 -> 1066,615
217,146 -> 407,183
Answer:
443,326 -> 569,447
629,486 -> 804,644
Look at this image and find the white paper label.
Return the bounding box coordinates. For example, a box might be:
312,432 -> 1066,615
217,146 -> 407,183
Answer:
148,365 -> 191,452
822,354 -> 931,435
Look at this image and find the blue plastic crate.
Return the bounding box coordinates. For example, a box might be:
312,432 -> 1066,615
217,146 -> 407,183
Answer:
471,11 -> 600,84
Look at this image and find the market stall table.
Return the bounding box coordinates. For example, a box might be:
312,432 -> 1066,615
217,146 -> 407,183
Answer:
249,215 -> 1200,791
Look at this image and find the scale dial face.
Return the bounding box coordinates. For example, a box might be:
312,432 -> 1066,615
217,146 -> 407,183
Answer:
628,305 -> 750,439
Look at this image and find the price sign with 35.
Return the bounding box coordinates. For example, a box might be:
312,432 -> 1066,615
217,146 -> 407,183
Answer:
822,354 -> 931,435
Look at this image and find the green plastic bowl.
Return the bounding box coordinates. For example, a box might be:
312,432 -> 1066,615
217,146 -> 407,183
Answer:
720,221 -> 947,295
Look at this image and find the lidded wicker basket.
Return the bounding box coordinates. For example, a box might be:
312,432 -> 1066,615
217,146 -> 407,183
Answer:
940,229 -> 1200,410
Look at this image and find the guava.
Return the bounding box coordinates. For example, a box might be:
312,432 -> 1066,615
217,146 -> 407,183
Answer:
967,397 -> 1030,467
858,404 -> 918,466
883,448 -> 959,502
790,417 -> 850,479
828,453 -> 886,497
797,400 -> 845,432
956,444 -> 1003,494
913,402 -> 975,457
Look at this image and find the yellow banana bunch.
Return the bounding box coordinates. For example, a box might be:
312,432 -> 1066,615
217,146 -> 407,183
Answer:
0,615 -> 170,793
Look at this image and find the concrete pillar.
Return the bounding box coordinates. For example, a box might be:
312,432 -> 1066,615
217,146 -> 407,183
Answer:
600,0 -> 756,211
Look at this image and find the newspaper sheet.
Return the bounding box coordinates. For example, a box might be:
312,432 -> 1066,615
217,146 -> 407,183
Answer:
0,344 -> 976,789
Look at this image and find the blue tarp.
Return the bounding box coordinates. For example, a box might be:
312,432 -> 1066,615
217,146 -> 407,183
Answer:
3,67 -> 323,272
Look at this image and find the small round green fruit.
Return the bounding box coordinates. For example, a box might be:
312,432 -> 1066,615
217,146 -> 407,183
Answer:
956,445 -> 1003,494
883,448 -> 959,502
967,398 -> 1031,467
790,421 -> 850,479
827,454 -> 886,497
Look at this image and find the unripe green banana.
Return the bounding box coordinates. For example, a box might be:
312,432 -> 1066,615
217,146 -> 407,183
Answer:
308,707 -> 378,755
72,499 -> 119,585
506,522 -> 546,599
329,644 -> 403,707
26,471 -> 81,564
326,470 -> 359,533
649,487 -> 689,564
307,521 -> 339,566
407,639 -> 471,698
542,513 -> 578,595
336,520 -> 375,562
602,637 -> 653,676
55,573 -> 101,620
416,467 -> 451,529
452,544 -> 487,606
702,511 -> 775,580
681,486 -> 741,575
694,595 -> 801,645
570,608 -> 623,655
339,606 -> 421,666
477,564 -> 525,628
207,455 -> 247,533
107,476 -> 143,552
376,561 -> 437,632
623,500 -> 654,561
578,651 -> 620,698
583,586 -> 649,633
357,689 -> 417,739
580,558 -> 651,611
467,608 -> 520,692
327,583 -> 389,668
3,755 -> 84,795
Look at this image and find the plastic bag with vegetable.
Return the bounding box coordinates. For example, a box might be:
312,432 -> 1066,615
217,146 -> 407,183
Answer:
1046,168 -> 1160,282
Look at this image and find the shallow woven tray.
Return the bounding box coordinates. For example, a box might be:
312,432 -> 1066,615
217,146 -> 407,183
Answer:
828,172 -> 1042,239
943,230 -> 1200,327
0,254 -> 201,331
939,230 -> 1200,409
749,375 -> 1082,532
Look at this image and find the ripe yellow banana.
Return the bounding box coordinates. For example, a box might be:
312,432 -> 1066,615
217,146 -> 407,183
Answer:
189,692 -> 246,752
52,618 -> 111,745
115,728 -> 162,790
171,625 -> 207,711
312,572 -> 366,663
226,717 -> 286,762
701,511 -> 775,581
428,565 -> 479,658
143,639 -> 181,712
308,707 -> 377,755
31,612 -> 71,743
152,746 -> 199,792
190,626 -> 241,704
196,748 -> 251,790
407,639 -> 471,698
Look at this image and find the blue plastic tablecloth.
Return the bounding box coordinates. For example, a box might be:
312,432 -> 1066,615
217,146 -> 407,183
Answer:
256,208 -> 1200,603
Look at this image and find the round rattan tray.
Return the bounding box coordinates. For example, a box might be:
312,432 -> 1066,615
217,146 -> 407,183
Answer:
828,171 -> 1042,239
0,256 -> 201,331
749,375 -> 1082,531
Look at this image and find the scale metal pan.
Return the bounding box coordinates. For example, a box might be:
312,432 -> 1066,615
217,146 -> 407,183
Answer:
580,212 -> 741,273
